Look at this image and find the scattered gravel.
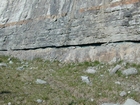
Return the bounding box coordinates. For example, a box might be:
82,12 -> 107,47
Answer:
1,56 -> 139,105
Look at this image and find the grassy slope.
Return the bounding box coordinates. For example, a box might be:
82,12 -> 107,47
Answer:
0,55 -> 140,105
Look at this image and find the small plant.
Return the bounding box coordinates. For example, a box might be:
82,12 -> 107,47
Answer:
0,55 -> 9,63
93,60 -> 100,66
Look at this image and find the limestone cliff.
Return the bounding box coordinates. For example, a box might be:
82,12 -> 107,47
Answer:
0,0 -> 140,63
0,0 -> 140,50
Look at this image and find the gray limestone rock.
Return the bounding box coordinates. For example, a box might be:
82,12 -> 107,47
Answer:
0,42 -> 140,63
120,91 -> 127,97
9,61 -> 13,64
115,81 -> 121,85
122,68 -> 138,76
123,99 -> 140,105
0,0 -> 139,63
36,99 -> 43,103
36,79 -> 47,84
7,102 -> 12,105
110,65 -> 121,74
0,0 -> 139,51
85,67 -> 96,74
81,76 -> 90,84
102,103 -> 114,105
16,66 -> 24,71
90,98 -> 94,102
102,103 -> 119,105
0,63 -> 7,67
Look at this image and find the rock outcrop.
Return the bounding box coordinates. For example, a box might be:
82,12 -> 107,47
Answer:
0,0 -> 140,62
0,42 -> 140,63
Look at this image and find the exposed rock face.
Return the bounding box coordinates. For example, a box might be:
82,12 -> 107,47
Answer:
0,0 -> 140,50
0,0 -> 140,62
0,43 -> 140,63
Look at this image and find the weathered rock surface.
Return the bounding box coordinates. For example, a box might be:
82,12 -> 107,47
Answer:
0,0 -> 140,50
0,42 -> 140,63
0,0 -> 140,62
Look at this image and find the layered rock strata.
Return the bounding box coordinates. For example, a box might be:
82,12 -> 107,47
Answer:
0,42 -> 140,63
0,0 -> 140,62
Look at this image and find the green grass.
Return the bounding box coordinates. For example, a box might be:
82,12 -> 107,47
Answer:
0,56 -> 140,105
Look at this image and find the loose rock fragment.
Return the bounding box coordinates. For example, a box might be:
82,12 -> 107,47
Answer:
36,79 -> 47,84
120,91 -> 127,97
0,63 -> 7,67
123,99 -> 140,105
115,81 -> 121,85
8,102 -> 12,105
110,65 -> 121,74
85,67 -> 96,74
36,99 -> 43,103
16,66 -> 24,71
102,103 -> 119,105
122,68 -> 138,76
90,98 -> 94,102
81,76 -> 90,84
9,61 -> 13,64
